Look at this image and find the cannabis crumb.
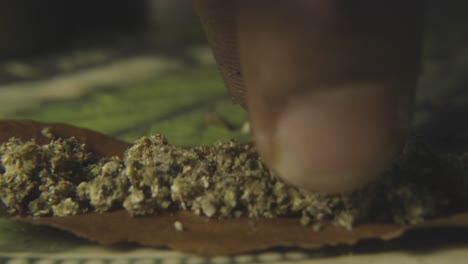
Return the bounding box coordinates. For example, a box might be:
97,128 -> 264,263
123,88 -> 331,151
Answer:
41,127 -> 55,139
174,221 -> 184,232
0,135 -> 467,229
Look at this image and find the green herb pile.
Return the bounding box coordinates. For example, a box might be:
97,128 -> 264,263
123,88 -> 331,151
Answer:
0,135 -> 467,229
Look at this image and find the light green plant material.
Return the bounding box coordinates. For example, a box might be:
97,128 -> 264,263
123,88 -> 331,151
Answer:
1,135 -> 467,230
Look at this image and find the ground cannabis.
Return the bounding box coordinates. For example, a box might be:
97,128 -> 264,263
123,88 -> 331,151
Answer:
0,134 -> 467,229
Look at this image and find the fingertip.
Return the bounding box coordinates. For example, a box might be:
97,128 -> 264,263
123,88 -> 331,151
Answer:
253,85 -> 410,193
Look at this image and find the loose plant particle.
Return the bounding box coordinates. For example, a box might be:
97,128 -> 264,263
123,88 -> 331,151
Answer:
174,220 -> 184,232
41,127 -> 55,139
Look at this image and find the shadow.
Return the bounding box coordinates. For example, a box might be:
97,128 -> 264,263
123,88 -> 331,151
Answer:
0,0 -> 149,60
246,227 -> 468,260
415,1 -> 468,152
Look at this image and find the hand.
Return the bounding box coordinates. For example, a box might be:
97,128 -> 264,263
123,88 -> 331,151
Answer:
194,0 -> 423,193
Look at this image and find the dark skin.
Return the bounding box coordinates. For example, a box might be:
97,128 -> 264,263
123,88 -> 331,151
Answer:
194,0 -> 423,193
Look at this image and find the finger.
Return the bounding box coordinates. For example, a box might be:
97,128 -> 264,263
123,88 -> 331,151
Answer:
192,0 -> 247,107
237,0 -> 423,193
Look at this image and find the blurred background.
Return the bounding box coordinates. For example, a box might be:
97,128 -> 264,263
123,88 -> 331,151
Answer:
0,0 -> 201,59
0,0 -> 250,146
0,0 -> 467,150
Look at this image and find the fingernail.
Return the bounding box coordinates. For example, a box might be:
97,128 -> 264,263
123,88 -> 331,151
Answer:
272,86 -> 408,193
